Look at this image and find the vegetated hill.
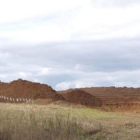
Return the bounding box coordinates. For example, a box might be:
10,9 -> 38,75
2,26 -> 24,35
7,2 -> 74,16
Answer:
58,87 -> 140,105
62,89 -> 102,107
0,79 -> 64,100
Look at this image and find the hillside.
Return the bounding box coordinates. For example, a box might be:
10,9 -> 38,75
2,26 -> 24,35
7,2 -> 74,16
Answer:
58,87 -> 140,105
0,79 -> 64,101
62,89 -> 102,107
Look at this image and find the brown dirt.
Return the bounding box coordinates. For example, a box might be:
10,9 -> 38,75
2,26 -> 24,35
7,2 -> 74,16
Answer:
58,87 -> 140,111
102,103 -> 140,112
62,89 -> 102,107
0,79 -> 64,100
0,79 -> 103,107
58,87 -> 140,104
2,79 -> 140,110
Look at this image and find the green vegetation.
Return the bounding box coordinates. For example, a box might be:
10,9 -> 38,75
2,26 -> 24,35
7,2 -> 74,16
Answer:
0,103 -> 140,140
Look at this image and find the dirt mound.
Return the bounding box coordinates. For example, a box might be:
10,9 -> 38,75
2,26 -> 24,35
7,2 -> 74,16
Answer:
62,89 -> 102,107
58,87 -> 140,105
103,103 -> 140,112
0,79 -> 64,101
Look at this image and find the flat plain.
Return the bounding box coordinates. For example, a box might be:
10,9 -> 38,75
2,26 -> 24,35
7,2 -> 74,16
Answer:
1,102 -> 140,140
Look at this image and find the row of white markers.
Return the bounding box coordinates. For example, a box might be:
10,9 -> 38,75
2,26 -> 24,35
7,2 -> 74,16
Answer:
0,96 -> 31,102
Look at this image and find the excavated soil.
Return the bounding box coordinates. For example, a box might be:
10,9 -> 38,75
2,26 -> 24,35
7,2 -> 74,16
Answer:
102,102 -> 140,112
0,79 -> 64,101
2,79 -> 140,109
62,89 -> 102,107
58,87 -> 140,104
58,87 -> 140,111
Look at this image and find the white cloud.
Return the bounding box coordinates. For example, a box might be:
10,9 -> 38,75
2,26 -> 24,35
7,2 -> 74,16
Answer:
0,0 -> 86,24
71,4 -> 140,40
39,67 -> 52,76
55,82 -> 74,90
0,0 -> 140,90
55,69 -> 140,90
0,51 -> 12,59
18,72 -> 32,78
0,74 -> 8,78
90,0 -> 139,8
0,0 -> 140,44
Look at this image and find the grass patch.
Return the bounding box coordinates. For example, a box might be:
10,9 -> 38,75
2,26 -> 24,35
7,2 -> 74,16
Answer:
0,107 -> 86,140
1,103 -> 139,140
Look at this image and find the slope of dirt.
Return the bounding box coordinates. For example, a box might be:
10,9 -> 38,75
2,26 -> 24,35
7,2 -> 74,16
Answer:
62,89 -> 102,107
58,87 -> 140,105
0,79 -> 64,100
102,103 -> 140,112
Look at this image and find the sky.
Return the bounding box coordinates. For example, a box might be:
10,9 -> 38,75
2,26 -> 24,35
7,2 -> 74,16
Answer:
0,0 -> 140,90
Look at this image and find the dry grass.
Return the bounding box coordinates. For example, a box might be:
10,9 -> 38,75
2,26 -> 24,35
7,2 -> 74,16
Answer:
1,102 -> 140,140
0,105 -> 85,140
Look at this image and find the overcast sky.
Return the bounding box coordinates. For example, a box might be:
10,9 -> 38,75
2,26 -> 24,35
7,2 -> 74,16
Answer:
0,0 -> 140,90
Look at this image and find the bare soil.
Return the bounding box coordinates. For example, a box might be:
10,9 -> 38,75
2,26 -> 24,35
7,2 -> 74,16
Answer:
62,89 -> 102,107
1,79 -> 140,110
0,79 -> 64,100
58,87 -> 140,111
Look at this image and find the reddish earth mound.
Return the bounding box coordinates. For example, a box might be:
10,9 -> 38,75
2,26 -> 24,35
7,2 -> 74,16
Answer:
58,87 -> 140,105
0,79 -> 64,100
62,89 -> 102,107
103,103 -> 140,112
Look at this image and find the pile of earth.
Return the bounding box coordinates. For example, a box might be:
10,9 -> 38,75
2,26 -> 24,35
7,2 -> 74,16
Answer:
62,89 -> 102,107
58,87 -> 140,105
0,79 -> 64,100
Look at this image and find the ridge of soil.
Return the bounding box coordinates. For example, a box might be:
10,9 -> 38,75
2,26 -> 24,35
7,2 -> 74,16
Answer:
62,89 -> 102,107
58,87 -> 140,104
0,79 -> 64,100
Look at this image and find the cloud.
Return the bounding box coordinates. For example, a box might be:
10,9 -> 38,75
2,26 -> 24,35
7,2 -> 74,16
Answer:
0,0 -> 87,24
90,0 -> 140,8
0,0 -> 140,44
39,68 -> 52,76
55,69 -> 140,90
0,39 -> 140,90
0,0 -> 140,90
